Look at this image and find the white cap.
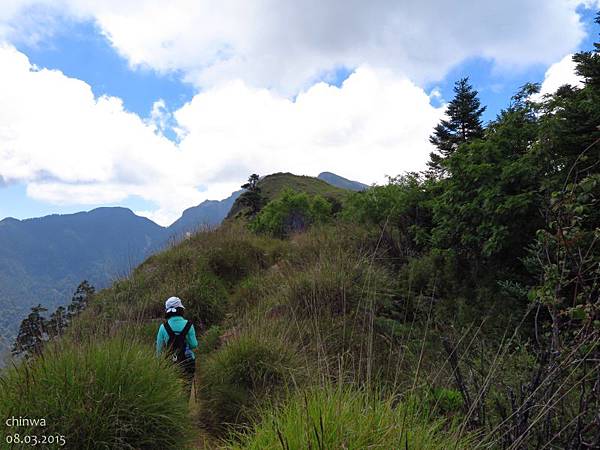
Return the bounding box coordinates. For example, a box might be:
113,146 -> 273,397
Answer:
165,296 -> 184,313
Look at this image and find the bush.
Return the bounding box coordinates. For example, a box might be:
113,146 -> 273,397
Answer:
342,174 -> 433,259
0,338 -> 193,449
198,334 -> 300,433
250,189 -> 333,237
230,385 -> 470,449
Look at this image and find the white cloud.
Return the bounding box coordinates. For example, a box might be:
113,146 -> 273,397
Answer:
0,1 -> 595,224
0,0 -> 595,93
175,67 -> 443,185
0,45 -> 444,225
538,53 -> 584,97
0,44 -> 202,224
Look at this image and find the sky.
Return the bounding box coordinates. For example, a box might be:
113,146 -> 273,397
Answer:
0,1 -> 598,226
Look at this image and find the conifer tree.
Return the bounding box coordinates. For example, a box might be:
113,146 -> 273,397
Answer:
240,173 -> 263,216
428,77 -> 486,174
11,281 -> 95,359
67,280 -> 95,319
572,12 -> 600,88
12,304 -> 48,358
47,305 -> 68,338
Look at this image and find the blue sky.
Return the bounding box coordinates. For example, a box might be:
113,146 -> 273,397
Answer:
0,19 -> 190,222
0,1 -> 598,225
17,20 -> 195,118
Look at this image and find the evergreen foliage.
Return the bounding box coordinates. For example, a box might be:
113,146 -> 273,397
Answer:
11,304 -> 47,358
46,306 -> 68,339
67,280 -> 95,318
428,77 -> 486,174
573,13 -> 600,88
11,281 -> 94,359
239,173 -> 264,217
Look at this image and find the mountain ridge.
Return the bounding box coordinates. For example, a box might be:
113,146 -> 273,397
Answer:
317,171 -> 368,191
0,171 -> 366,357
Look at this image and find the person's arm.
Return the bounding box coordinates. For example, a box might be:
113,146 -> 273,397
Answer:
186,323 -> 198,350
156,324 -> 166,356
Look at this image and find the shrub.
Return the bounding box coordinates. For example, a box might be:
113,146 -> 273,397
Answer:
230,385 -> 470,449
0,338 -> 193,449
342,174 -> 433,259
198,334 -> 300,433
391,250 -> 462,323
250,189 -> 333,237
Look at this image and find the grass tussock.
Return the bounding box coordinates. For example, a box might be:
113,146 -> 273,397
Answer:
0,338 -> 193,450
198,333 -> 303,434
229,385 -> 471,450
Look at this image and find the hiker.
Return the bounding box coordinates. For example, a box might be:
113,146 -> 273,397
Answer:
156,296 -> 198,394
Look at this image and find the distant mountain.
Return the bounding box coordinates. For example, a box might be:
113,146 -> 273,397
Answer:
318,172 -> 368,191
0,193 -> 240,357
0,171 -> 367,358
168,190 -> 242,239
0,208 -> 166,355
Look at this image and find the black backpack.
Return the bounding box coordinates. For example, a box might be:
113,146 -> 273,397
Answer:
163,320 -> 193,364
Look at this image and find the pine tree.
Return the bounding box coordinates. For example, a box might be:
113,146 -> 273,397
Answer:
67,280 -> 95,319
572,12 -> 600,88
240,174 -> 263,216
47,306 -> 69,338
428,77 -> 486,174
12,304 -> 48,358
11,281 -> 94,359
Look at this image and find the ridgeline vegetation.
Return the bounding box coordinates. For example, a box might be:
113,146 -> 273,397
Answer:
1,15 -> 599,449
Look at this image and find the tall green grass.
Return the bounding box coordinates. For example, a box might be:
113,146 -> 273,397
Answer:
0,338 -> 193,449
230,385 -> 471,449
198,334 -> 303,434
18,218 -> 571,447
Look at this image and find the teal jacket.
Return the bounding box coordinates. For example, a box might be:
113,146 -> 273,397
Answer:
156,316 -> 198,360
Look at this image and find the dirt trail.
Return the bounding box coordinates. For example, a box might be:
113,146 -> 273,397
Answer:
189,378 -> 220,449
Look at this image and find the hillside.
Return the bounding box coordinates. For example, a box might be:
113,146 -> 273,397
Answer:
0,208 -> 165,350
2,3 -> 600,449
0,195 -> 235,354
0,172 -> 363,358
1,41 -> 598,446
